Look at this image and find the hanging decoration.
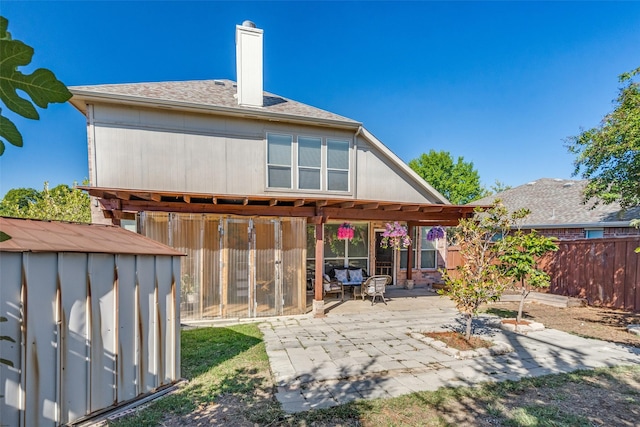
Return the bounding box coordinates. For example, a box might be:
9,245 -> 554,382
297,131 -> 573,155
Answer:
426,226 -> 446,241
380,222 -> 411,249
337,222 -> 355,240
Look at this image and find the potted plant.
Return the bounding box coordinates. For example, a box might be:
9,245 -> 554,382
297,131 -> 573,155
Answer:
181,274 -> 198,304
381,222 -> 412,288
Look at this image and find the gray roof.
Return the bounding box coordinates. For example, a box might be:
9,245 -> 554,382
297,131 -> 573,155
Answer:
473,178 -> 640,227
70,79 -> 360,126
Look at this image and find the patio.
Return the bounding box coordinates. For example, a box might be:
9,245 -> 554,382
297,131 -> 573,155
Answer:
261,286 -> 640,413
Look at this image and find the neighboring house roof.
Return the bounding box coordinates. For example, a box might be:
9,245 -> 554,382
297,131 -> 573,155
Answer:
472,178 -> 640,228
69,79 -> 360,128
0,217 -> 184,255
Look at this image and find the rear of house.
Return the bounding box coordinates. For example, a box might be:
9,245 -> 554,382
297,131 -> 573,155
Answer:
69,21 -> 475,320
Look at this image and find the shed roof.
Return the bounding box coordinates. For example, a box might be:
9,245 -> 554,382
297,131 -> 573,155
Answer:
69,79 -> 360,128
0,217 -> 184,256
472,178 -> 640,227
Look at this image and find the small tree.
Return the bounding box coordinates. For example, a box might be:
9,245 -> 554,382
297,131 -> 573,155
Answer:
500,229 -> 558,323
440,201 -> 527,340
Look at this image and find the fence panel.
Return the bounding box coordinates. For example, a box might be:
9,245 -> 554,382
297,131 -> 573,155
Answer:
446,237 -> 639,311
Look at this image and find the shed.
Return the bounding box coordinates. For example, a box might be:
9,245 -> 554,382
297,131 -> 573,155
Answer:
0,217 -> 184,426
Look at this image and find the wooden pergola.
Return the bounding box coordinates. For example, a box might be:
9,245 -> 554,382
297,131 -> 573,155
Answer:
80,186 -> 479,316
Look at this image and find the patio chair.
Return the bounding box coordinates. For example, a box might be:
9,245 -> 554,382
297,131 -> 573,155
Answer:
321,275 -> 344,301
360,275 -> 392,305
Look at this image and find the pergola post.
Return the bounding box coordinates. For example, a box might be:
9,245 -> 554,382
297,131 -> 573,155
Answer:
406,223 -> 414,281
312,222 -> 325,317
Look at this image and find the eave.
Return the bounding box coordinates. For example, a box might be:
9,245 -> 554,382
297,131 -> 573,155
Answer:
79,186 -> 481,226
69,90 -> 362,131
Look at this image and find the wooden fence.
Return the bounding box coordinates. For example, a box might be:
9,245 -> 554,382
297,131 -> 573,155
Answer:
446,237 -> 640,312
542,237 -> 640,312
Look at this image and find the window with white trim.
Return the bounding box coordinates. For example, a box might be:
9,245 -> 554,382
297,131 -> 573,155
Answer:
420,226 -> 437,269
327,139 -> 349,191
266,133 -> 350,192
267,134 -> 292,188
298,136 -> 322,190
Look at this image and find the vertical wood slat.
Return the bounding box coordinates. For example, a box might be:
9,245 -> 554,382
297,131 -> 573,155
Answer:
0,253 -> 23,427
88,254 -> 117,411
613,241 -> 627,309
24,253 -> 58,427
136,256 -> 157,393
116,255 -> 138,402
625,242 -> 638,311
59,253 -> 90,423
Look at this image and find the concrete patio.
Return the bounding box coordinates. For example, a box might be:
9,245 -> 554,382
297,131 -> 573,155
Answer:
259,286 -> 640,413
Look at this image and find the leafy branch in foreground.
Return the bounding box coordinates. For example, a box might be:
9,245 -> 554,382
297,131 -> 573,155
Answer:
0,16 -> 72,155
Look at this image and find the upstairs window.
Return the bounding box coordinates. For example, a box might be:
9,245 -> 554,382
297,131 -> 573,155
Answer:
298,136 -> 322,190
327,139 -> 349,191
267,134 -> 292,188
266,134 -> 350,192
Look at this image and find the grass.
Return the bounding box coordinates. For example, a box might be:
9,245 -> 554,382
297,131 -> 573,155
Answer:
110,325 -> 640,426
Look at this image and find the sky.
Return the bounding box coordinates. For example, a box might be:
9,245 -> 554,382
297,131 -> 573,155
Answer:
1,1 -> 639,198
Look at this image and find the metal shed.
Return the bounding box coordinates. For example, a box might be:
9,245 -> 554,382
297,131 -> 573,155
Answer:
0,217 -> 183,426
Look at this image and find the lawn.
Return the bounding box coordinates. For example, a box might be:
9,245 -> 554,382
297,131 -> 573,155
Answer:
109,321 -> 640,427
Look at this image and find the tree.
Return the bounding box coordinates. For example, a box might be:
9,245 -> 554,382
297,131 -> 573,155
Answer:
440,201 -> 528,340
500,229 -> 558,323
566,66 -> 640,209
487,179 -> 512,195
0,181 -> 90,223
408,150 -> 486,204
0,16 -> 71,155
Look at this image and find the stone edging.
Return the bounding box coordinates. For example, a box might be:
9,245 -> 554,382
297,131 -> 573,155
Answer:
628,325 -> 640,336
497,319 -> 545,334
408,331 -> 513,360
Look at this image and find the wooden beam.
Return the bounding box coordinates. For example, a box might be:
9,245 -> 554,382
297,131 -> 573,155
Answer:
150,193 -> 162,202
243,198 -> 249,205
383,204 -> 402,211
211,196 -> 217,204
183,194 -> 191,203
115,199 -> 317,218
115,192 -> 131,200
269,199 -> 278,206
294,199 -> 305,207
315,200 -> 328,207
340,201 -> 355,208
401,205 -> 420,212
421,206 -> 444,213
361,202 -> 379,210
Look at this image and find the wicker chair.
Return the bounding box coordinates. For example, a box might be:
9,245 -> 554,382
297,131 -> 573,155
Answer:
322,276 -> 344,301
360,275 -> 392,305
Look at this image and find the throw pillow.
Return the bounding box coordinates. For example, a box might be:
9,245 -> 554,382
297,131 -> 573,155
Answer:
334,269 -> 348,283
349,268 -> 363,283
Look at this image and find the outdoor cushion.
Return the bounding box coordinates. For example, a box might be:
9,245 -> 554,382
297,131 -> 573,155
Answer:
348,268 -> 363,283
334,269 -> 348,283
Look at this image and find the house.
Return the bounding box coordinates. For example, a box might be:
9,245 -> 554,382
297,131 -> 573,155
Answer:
68,21 -> 476,320
473,178 -> 640,239
0,217 -> 182,426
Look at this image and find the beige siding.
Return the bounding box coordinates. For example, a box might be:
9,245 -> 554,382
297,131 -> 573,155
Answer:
355,138 -> 439,203
90,104 -> 440,203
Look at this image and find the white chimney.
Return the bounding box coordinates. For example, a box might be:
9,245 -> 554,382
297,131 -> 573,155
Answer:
236,20 -> 263,107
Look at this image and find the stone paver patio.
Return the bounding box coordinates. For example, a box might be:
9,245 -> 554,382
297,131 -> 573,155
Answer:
258,286 -> 640,413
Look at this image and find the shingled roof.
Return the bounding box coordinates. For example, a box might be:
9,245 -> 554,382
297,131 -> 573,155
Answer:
69,79 -> 360,127
473,178 -> 640,227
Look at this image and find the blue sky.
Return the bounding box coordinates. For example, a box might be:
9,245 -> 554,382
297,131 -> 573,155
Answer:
1,1 -> 639,198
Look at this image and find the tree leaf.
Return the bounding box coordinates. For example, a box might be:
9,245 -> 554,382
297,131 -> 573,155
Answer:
0,231 -> 10,242
0,110 -> 23,148
0,16 -> 72,155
